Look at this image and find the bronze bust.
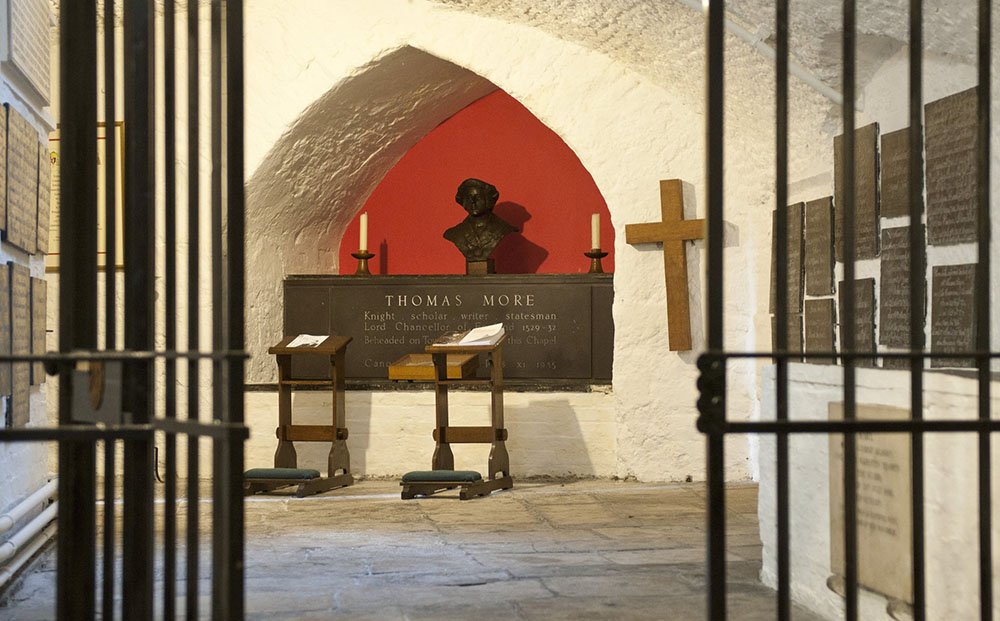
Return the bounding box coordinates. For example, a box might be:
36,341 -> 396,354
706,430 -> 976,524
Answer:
443,178 -> 516,263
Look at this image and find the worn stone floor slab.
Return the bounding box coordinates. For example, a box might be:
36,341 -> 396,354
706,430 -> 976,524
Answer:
0,480 -> 824,620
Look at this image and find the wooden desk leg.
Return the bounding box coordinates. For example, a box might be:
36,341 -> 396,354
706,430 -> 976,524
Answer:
488,345 -> 509,480
274,355 -> 297,468
431,352 -> 454,470
328,348 -> 351,477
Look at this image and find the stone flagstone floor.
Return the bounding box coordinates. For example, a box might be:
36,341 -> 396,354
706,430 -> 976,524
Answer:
0,480 -> 824,619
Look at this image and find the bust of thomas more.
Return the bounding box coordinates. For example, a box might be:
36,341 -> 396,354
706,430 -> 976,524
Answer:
443,178 -> 517,262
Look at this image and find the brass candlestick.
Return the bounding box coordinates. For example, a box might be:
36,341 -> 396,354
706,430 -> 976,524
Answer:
584,248 -> 608,273
351,251 -> 375,275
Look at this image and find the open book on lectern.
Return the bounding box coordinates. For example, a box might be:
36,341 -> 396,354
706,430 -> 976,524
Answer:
433,323 -> 505,347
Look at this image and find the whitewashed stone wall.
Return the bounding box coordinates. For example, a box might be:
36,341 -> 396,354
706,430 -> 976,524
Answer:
0,63 -> 54,522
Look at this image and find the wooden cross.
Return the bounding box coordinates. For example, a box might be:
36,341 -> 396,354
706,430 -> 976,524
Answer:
625,179 -> 705,351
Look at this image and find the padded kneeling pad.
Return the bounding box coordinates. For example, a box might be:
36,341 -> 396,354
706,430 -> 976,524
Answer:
244,467 -> 321,480
402,470 -> 482,483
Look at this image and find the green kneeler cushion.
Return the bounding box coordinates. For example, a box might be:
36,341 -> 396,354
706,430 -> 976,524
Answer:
402,470 -> 482,483
245,467 -> 321,480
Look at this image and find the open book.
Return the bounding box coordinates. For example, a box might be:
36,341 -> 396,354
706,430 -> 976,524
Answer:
286,334 -> 328,348
433,323 -> 505,347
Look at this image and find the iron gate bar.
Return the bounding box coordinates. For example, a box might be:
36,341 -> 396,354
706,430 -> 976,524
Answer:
774,1 -> 791,617
210,1 -> 227,618
163,2 -> 179,617
122,0 -> 157,614
704,0 -> 726,618
719,420 -> 1000,434
187,0 -> 203,617
907,2 -> 927,617
839,1 -> 860,618
976,0 -> 993,616
0,422 -> 247,442
57,0 -> 99,617
225,0 -> 248,618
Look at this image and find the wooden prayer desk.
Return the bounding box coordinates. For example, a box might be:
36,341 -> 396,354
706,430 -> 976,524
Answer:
244,335 -> 354,497
400,334 -> 514,500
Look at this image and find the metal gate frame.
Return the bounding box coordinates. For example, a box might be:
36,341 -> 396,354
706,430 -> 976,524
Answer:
697,1 -> 993,620
0,1 -> 248,619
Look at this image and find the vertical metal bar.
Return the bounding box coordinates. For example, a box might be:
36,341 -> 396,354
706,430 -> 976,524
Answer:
907,1 -> 926,619
210,1 -> 228,617
57,0 -> 98,618
705,1 -> 726,619
224,1 -> 247,618
774,1 -> 791,618
163,1 -> 178,619
976,0 -> 993,616
102,441 -> 115,618
185,2 -> 202,618
102,2 -> 118,619
122,0 -> 156,617
841,1 -> 859,619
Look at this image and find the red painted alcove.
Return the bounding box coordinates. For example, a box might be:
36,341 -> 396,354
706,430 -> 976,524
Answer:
338,90 -> 614,275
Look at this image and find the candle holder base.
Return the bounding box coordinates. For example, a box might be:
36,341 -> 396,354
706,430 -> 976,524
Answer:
351,251 -> 375,275
584,248 -> 608,274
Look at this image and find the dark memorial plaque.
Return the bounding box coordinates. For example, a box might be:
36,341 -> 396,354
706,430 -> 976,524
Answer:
931,263 -> 976,369
284,274 -> 613,382
5,104 -> 37,253
879,227 -> 925,357
834,123 -> 879,261
36,138 -> 50,253
838,278 -> 876,367
805,298 -> 836,365
0,264 -> 8,396
0,105 -> 6,231
926,87 -> 978,246
771,314 -> 802,361
769,203 -> 804,314
880,128 -> 915,219
10,263 -> 29,425
30,277 -> 45,385
805,197 -> 834,296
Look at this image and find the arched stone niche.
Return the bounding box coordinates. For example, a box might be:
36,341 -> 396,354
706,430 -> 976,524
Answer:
243,0 -> 768,480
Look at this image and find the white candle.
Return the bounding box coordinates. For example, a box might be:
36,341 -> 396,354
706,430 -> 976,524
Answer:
591,213 -> 600,249
359,213 -> 368,252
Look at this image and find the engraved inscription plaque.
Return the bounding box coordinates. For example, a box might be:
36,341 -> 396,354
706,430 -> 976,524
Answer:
10,263 -> 30,426
0,264 -> 9,396
879,227 -> 925,355
926,87 -> 978,246
36,138 -> 50,252
284,274 -> 613,382
805,197 -> 835,296
830,403 -> 913,604
769,203 -> 804,314
834,123 -> 879,261
838,278 -> 876,367
931,263 -> 976,368
880,128 -> 916,219
30,277 -> 45,385
804,298 -> 836,365
5,105 -> 38,253
771,314 -> 802,361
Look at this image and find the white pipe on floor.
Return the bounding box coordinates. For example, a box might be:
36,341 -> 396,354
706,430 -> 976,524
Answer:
675,0 -> 854,109
0,522 -> 57,591
0,501 -> 58,564
0,478 -> 58,535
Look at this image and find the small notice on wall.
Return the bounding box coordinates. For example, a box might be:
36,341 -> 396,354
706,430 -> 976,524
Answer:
829,402 -> 913,604
46,123 -> 125,272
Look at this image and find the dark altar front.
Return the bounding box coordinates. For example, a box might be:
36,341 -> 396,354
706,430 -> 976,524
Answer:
283,273 -> 613,386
